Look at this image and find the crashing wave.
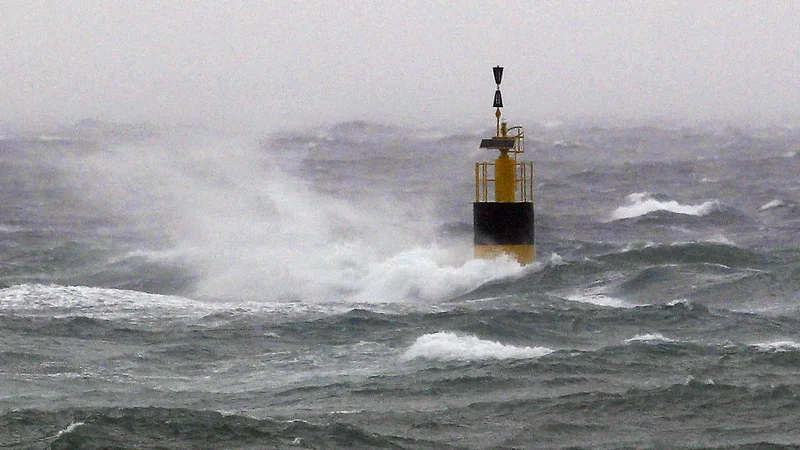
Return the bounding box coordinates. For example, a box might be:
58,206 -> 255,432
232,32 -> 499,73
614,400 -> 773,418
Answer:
611,192 -> 722,220
759,199 -> 786,211
403,331 -> 553,361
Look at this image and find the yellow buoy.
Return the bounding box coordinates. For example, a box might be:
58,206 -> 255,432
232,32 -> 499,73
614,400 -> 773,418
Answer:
473,66 -> 536,264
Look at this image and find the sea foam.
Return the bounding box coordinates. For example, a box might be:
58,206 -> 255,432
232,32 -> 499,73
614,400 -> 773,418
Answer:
611,192 -> 721,220
355,247 -> 525,303
565,292 -> 637,308
626,333 -> 675,343
0,283 -> 349,321
403,331 -> 553,361
752,340 -> 800,352
759,199 -> 786,211
52,421 -> 85,440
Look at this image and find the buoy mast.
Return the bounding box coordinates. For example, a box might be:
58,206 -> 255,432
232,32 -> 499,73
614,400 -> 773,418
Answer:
473,66 -> 536,264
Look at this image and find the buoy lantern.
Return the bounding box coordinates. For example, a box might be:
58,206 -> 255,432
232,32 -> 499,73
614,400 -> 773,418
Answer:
473,66 -> 536,264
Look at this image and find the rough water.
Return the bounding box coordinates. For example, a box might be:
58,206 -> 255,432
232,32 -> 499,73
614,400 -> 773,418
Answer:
1,119 -> 799,449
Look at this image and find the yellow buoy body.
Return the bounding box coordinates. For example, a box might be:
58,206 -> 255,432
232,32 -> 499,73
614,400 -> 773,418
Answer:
494,150 -> 516,203
473,66 -> 535,265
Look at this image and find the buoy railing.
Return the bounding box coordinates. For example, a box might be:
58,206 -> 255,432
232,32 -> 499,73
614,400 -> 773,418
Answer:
475,161 -> 534,203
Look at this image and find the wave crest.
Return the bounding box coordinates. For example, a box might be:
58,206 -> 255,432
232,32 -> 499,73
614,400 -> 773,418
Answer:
611,192 -> 722,220
403,331 -> 553,361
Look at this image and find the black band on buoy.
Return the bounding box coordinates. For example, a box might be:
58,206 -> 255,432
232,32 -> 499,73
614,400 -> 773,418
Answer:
473,202 -> 535,245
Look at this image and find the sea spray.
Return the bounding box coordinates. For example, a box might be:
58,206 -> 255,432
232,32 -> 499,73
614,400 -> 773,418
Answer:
403,331 -> 553,361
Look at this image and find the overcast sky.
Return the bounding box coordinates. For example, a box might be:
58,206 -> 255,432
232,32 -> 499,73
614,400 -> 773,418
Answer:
2,1 -> 799,131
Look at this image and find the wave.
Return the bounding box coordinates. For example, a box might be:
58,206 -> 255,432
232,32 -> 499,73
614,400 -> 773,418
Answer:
0,284 -> 387,322
0,284 -> 213,320
0,223 -> 27,233
626,333 -> 675,343
598,241 -> 762,268
564,290 -> 640,308
751,340 -> 800,352
0,406 -> 421,450
610,260 -> 760,304
464,379 -> 800,448
403,331 -> 553,361
459,241 -> 765,306
760,199 -> 787,211
53,421 -> 85,440
611,192 -> 724,220
353,247 -> 526,303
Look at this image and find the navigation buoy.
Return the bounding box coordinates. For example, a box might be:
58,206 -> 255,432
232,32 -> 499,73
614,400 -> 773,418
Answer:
474,66 -> 536,264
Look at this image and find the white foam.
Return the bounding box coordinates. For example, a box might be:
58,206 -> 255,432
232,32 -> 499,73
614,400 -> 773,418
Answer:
53,421 -> 85,439
0,223 -> 26,233
403,332 -> 553,361
703,234 -> 736,246
783,151 -> 797,158
354,248 -> 525,303
759,199 -> 786,211
0,284 -> 213,319
667,298 -> 691,307
0,284 -> 350,320
682,375 -> 714,385
548,252 -> 565,267
611,192 -> 721,220
626,333 -> 675,343
59,136 -> 515,304
329,409 -> 364,415
565,291 -> 639,309
752,340 -> 800,352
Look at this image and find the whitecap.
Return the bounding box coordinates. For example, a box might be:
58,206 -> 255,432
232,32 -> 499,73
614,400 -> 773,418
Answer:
354,247 -> 525,303
548,252 -> 565,267
667,299 -> 691,308
611,192 -> 721,220
752,340 -> 800,352
702,234 -> 736,246
565,290 -> 640,309
626,333 -> 675,343
403,331 -> 553,361
759,199 -> 786,211
329,409 -> 364,415
52,421 -> 85,439
0,223 -> 26,233
0,283 -> 347,321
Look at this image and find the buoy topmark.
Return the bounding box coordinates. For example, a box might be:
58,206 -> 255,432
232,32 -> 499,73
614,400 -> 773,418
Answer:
473,66 -> 536,264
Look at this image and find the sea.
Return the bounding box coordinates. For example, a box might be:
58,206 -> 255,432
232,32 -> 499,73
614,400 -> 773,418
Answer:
1,118 -> 799,449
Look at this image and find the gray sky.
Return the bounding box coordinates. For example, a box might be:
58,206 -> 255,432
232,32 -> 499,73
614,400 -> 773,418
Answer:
2,1 -> 799,131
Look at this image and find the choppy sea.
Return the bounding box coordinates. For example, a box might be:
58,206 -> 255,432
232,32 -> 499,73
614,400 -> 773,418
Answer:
1,119 -> 799,449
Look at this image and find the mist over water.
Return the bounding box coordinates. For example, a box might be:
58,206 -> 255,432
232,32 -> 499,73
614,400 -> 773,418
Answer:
47,129 -> 522,305
4,3 -> 800,446
2,119 -> 800,449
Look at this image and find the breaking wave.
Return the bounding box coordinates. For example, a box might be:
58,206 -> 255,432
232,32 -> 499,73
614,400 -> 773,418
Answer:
403,331 -> 553,361
611,192 -> 723,220
626,333 -> 676,343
